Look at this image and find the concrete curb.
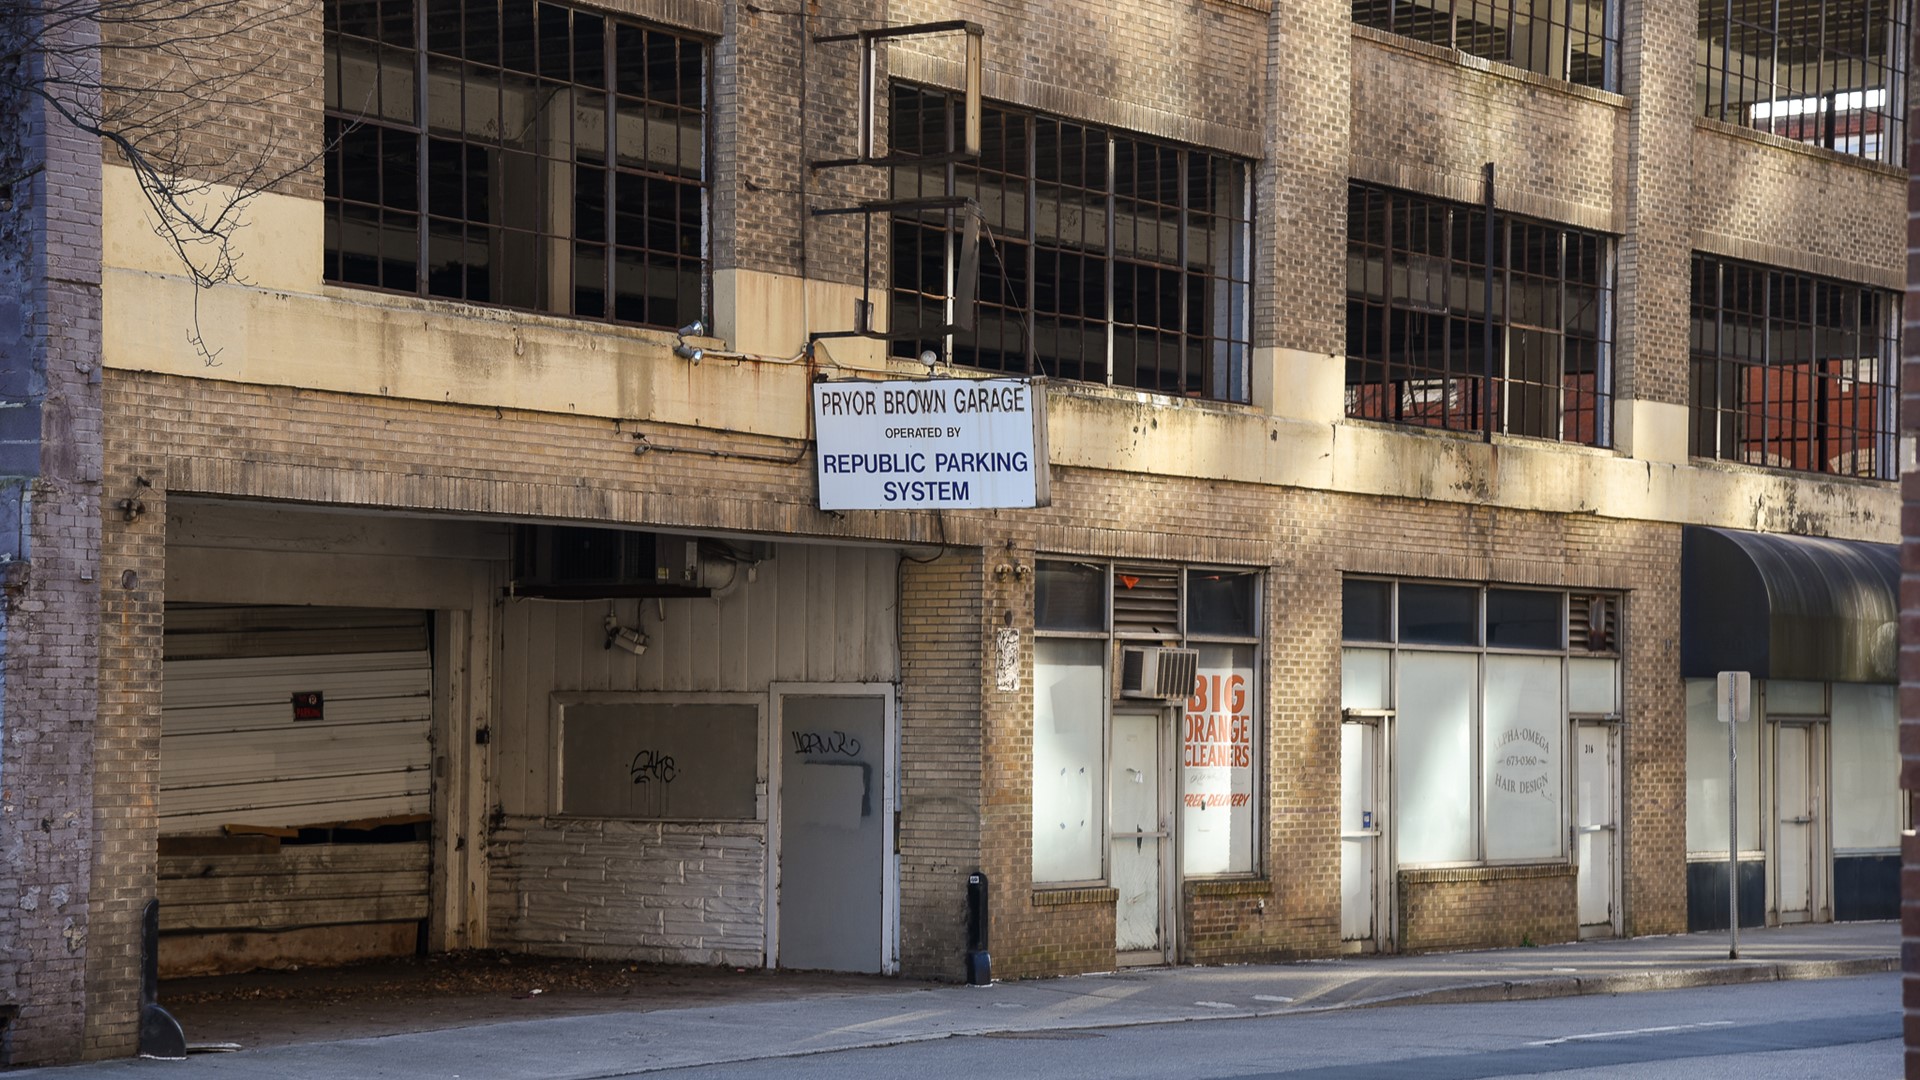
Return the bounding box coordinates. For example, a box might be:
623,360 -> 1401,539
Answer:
594,954 -> 1900,1076
1347,956 -> 1900,1009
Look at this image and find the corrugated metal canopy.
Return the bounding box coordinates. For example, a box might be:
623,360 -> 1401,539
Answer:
1680,526 -> 1898,684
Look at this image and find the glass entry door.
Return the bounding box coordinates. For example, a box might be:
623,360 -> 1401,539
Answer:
1575,721 -> 1618,936
1340,718 -> 1386,948
1110,709 -> 1172,964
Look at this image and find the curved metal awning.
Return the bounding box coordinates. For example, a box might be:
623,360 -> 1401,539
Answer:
1680,526 -> 1898,684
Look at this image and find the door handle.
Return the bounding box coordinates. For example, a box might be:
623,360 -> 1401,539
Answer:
1784,816 -> 1813,825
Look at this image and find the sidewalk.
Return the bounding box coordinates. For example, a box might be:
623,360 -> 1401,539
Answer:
14,922 -> 1897,1078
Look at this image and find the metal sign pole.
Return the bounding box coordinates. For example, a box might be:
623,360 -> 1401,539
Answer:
1727,683 -> 1738,959
1718,671 -> 1749,960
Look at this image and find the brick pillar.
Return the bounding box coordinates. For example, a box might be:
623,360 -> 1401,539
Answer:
0,1 -> 106,1066
81,459 -> 164,1058
1256,0 -> 1349,356
1899,18 -> 1920,1076
1611,0 -> 1695,457
896,552 -> 985,980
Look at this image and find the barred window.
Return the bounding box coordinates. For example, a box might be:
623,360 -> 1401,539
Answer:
324,0 -> 708,328
1696,0 -> 1909,166
1353,0 -> 1620,90
1688,254 -> 1898,479
1345,183 -> 1614,444
889,86 -> 1254,404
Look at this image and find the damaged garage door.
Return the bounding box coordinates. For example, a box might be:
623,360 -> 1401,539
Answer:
158,605 -> 433,975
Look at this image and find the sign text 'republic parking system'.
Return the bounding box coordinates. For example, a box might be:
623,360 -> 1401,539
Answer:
812,377 -> 1050,510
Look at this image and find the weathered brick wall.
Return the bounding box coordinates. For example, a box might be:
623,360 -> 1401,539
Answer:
713,0 -> 885,285
1692,125 -> 1907,286
487,817 -> 765,965
897,553 -> 984,981
97,0 -> 324,199
1349,30 -> 1625,232
83,467 -> 166,1058
1614,0 -> 1696,408
1399,865 -> 1577,952
0,3 -> 107,1065
1897,19 -> 1919,1078
888,0 -> 1265,141
1260,0 -> 1348,354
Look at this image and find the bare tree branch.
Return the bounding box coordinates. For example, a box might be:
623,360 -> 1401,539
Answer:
2,0 -> 324,363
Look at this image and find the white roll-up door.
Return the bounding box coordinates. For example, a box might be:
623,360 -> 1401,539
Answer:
161,606 -> 434,834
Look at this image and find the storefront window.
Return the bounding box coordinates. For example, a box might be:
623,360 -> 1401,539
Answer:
1683,678 -> 1762,853
1398,651 -> 1477,863
1031,561 -> 1263,885
1343,578 -> 1617,867
1032,637 -> 1106,883
1829,683 -> 1897,853
1483,654 -> 1563,860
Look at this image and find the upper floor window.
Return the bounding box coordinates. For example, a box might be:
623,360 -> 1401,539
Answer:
1345,183 -> 1614,444
889,86 -> 1254,404
324,0 -> 709,328
1353,0 -> 1619,90
1697,0 -> 1909,165
1688,254 -> 1897,479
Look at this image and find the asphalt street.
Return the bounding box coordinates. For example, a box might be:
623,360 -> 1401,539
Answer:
653,973 -> 1899,1080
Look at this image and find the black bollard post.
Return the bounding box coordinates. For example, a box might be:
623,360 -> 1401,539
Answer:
965,871 -> 991,985
138,899 -> 187,1059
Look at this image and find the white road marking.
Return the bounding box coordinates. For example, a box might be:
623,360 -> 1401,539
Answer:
1527,1021 -> 1737,1047
1253,995 -> 1294,1003
1194,1001 -> 1239,1010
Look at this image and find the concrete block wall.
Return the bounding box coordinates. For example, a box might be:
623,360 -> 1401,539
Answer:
487,817 -> 766,966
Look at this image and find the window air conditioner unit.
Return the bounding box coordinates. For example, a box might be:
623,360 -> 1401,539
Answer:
1119,646 -> 1199,701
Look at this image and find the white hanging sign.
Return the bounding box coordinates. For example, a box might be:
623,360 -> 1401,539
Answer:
812,378 -> 1050,510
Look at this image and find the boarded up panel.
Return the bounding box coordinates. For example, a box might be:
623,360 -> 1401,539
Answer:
158,842 -> 430,932
162,607 -> 432,834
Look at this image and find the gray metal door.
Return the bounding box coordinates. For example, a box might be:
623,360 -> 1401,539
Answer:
777,694 -> 886,972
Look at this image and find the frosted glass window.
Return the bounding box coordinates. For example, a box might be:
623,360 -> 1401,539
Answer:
1033,638 -> 1106,882
1568,657 -> 1618,714
1684,678 -> 1761,853
1342,648 -> 1391,711
1396,652 -> 1477,863
1831,683 -> 1898,853
1766,681 -> 1825,716
1182,644 -> 1256,875
1483,655 -> 1563,860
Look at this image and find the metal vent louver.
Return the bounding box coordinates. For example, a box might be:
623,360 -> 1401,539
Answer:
1119,647 -> 1199,700
1569,593 -> 1618,654
1112,566 -> 1180,636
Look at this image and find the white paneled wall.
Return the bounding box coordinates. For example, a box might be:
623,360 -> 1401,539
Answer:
489,541 -> 899,965
495,542 -> 900,815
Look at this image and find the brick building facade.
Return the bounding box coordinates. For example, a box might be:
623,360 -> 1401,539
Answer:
0,0 -> 1907,1064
